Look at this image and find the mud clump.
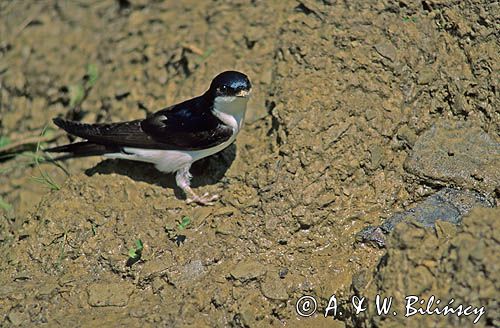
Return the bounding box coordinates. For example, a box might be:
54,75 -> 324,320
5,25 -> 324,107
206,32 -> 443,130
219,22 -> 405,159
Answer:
353,207 -> 500,328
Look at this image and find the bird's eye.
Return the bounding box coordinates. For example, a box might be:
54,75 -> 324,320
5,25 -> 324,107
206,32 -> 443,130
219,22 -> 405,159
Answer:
220,85 -> 228,92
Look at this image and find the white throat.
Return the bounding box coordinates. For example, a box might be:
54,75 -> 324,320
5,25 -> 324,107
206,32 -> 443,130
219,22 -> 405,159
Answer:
212,96 -> 249,132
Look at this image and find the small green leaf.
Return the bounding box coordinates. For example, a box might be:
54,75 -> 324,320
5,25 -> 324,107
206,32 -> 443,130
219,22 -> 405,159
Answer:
178,216 -> 191,230
86,64 -> 99,87
135,239 -> 143,252
0,167 -> 12,174
0,196 -> 12,211
0,136 -> 11,148
69,84 -> 85,107
128,239 -> 143,260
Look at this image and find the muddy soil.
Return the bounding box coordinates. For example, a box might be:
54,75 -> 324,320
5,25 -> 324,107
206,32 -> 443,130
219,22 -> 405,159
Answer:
0,1 -> 498,327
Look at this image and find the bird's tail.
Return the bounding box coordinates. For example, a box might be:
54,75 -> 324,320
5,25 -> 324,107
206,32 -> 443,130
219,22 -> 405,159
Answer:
45,141 -> 119,158
53,117 -> 104,140
48,117 -> 126,158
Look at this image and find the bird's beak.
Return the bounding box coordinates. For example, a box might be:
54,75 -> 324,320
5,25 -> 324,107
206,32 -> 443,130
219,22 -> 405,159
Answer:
236,89 -> 251,98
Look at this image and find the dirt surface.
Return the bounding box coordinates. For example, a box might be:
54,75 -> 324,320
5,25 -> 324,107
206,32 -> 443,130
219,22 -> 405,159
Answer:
353,207 -> 500,328
0,0 -> 498,327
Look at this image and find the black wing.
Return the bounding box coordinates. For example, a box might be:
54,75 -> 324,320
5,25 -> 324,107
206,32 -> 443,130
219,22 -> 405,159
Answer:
51,95 -> 233,151
141,96 -> 234,150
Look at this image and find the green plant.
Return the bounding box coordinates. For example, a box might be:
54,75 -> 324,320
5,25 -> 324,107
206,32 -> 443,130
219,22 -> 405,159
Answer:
69,84 -> 85,108
0,136 -> 11,148
127,239 -> 143,266
69,63 -> 99,108
193,47 -> 213,68
55,232 -> 67,269
30,127 -> 60,190
86,63 -> 99,86
178,216 -> 191,230
402,16 -> 417,23
0,196 -> 12,211
164,216 -> 191,246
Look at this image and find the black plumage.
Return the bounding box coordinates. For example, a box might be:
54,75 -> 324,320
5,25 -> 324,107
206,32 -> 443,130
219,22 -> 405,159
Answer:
50,94 -> 233,154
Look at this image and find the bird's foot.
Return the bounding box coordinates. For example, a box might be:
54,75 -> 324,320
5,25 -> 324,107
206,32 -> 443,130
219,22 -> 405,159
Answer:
186,192 -> 219,206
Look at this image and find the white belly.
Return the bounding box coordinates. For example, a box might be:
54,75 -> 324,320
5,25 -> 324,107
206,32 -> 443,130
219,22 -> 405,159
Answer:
106,135 -> 237,173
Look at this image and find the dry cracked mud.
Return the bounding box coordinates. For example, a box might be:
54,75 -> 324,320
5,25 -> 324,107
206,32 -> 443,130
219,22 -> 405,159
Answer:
0,1 -> 498,327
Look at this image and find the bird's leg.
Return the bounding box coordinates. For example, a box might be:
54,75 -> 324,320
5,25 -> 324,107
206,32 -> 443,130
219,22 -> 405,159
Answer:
175,165 -> 218,206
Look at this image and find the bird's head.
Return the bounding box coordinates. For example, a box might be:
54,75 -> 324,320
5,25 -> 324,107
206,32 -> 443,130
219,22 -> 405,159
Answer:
208,71 -> 252,99
207,71 -> 252,123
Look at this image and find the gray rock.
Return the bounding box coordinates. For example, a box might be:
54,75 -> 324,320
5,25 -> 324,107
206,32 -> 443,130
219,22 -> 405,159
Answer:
260,275 -> 288,301
7,309 -> 29,326
356,226 -> 386,248
87,282 -> 132,307
381,188 -> 493,231
357,188 -> 494,248
230,260 -> 266,283
404,121 -> 500,194
374,42 -> 397,62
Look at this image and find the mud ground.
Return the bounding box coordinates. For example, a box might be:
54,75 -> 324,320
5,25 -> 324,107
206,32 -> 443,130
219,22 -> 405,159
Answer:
0,1 -> 498,327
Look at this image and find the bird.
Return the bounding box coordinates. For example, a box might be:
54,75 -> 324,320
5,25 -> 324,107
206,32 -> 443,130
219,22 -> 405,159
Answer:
47,70 -> 252,205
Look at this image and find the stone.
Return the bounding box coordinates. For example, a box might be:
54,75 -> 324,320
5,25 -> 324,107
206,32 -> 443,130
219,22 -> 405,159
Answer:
230,260 -> 266,282
87,282 -> 132,307
405,121 -> 500,194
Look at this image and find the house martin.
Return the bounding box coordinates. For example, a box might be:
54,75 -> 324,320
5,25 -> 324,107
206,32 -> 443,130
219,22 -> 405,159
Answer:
48,70 -> 252,205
